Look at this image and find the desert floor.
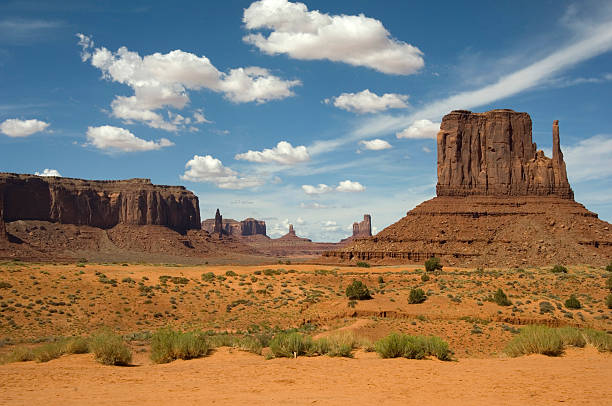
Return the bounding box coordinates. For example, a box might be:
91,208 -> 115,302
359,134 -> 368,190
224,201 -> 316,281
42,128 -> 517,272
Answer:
0,260 -> 611,404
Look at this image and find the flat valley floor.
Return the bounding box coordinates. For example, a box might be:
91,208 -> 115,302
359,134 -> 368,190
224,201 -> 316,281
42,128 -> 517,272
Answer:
0,261 -> 611,404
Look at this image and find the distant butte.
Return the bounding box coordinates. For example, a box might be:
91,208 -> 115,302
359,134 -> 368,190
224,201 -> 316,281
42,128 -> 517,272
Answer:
326,109 -> 612,267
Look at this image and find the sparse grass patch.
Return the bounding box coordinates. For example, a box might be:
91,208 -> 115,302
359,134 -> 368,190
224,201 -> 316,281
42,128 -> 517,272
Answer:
150,327 -> 210,363
374,333 -> 451,360
89,329 -> 132,366
582,328 -> 612,352
551,265 -> 568,274
269,332 -> 314,358
315,331 -> 358,357
504,325 -> 564,357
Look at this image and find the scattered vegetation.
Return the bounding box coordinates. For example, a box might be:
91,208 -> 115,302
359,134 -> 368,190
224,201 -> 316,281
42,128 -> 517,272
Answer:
493,288 -> 512,306
424,257 -> 442,273
345,280 -> 372,300
150,327 -> 210,364
551,265 -> 568,274
408,288 -> 427,304
504,325 -> 612,357
606,274 -> 612,292
374,333 -> 451,361
88,329 -> 132,366
564,294 -> 581,309
356,261 -> 370,268
606,294 -> 612,309
605,262 -> 612,272
269,332 -> 314,358
420,273 -> 430,282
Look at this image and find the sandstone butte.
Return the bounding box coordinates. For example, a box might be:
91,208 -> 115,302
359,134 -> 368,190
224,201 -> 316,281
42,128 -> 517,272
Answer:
325,109 -> 612,267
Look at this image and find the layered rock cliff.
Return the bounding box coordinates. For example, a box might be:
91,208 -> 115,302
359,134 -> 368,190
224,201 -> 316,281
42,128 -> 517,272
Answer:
353,214 -> 372,238
0,173 -> 200,234
326,109 -> 611,266
202,213 -> 267,237
436,110 -> 573,198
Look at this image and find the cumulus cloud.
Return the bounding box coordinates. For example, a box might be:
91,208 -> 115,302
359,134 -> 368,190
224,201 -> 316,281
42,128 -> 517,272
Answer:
301,184 -> 332,195
326,89 -> 408,114
0,118 -> 49,137
336,180 -> 365,192
86,125 -> 174,152
34,168 -> 61,177
299,202 -> 328,209
322,220 -> 339,232
396,119 -> 440,139
77,34 -> 300,131
302,180 -> 366,194
181,154 -> 262,189
359,139 -> 392,150
243,0 -> 424,75
235,141 -> 309,164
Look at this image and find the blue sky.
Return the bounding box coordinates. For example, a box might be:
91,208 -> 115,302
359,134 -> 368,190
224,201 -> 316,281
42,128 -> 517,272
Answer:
1,0 -> 612,241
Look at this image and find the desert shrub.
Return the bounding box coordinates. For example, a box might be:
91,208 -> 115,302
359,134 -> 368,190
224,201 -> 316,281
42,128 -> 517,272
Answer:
235,336 -> 263,355
564,294 -> 581,309
424,257 -> 442,273
375,333 -> 451,361
225,270 -> 238,277
315,332 -> 357,358
605,262 -> 612,272
539,301 -> 555,314
493,288 -> 512,306
208,333 -> 237,348
377,276 -> 384,284
201,272 -> 215,282
0,281 -> 12,289
606,275 -> 612,292
89,329 -> 132,366
421,273 -> 430,282
269,332 -> 314,358
582,329 -> 612,352
408,288 -> 427,304
504,325 -> 564,357
151,327 -> 209,364
556,327 -> 586,348
33,342 -> 65,363
606,294 -> 612,309
64,337 -> 90,354
551,265 -> 568,274
345,280 -> 372,300
356,261 -> 370,268
4,346 -> 35,363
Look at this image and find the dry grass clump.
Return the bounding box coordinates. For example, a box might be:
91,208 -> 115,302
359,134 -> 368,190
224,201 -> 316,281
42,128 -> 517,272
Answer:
89,329 -> 132,366
504,326 -> 612,357
269,332 -> 314,358
150,327 -> 210,364
374,333 -> 452,361
1,336 -> 91,364
315,331 -> 362,358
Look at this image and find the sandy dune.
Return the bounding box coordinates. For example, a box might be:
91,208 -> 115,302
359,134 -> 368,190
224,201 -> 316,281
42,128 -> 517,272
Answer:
1,347 -> 610,405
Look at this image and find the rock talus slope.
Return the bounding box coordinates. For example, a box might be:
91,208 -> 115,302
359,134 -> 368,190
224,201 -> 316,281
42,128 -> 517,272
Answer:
326,110 -> 611,266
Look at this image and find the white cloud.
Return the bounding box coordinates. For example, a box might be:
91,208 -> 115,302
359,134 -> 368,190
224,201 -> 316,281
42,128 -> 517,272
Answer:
322,220 -> 339,231
235,140 -> 309,164
327,89 -> 408,114
422,146 -> 432,153
34,168 -> 61,177
77,34 -> 300,131
359,139 -> 392,150
396,119 -> 440,139
181,154 -> 262,189
301,184 -> 332,195
296,216 -> 305,225
0,118 -> 49,137
336,180 -> 365,192
564,134 -> 612,182
243,0 -> 424,75
86,125 -> 174,152
299,202 -> 328,209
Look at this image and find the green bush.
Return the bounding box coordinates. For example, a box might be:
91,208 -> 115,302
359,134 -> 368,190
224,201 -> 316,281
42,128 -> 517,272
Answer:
151,327 -> 210,364
356,261 -> 370,268
0,281 -> 12,289
269,332 -> 314,358
33,342 -> 65,363
424,257 -> 442,273
564,294 -> 581,309
225,270 -> 238,277
374,333 -> 451,361
556,327 -> 586,348
504,325 -> 564,357
551,264 -> 568,273
235,336 -> 264,355
606,294 -> 612,309
377,276 -> 384,284
89,329 -> 132,366
421,273 -> 430,282
315,332 -> 357,358
4,346 -> 35,363
345,280 -> 372,300
408,288 -> 427,304
605,262 -> 612,272
493,288 -> 512,306
606,275 -> 612,292
201,272 -> 215,282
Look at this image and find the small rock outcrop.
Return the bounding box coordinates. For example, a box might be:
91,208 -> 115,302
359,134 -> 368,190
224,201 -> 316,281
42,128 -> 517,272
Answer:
353,214 -> 372,238
279,224 -> 311,241
0,173 -> 201,234
0,197 -> 6,241
436,110 -> 573,199
202,213 -> 267,237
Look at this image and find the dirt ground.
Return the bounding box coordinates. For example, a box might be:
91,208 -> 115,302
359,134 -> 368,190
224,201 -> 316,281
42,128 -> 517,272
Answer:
1,346 -> 610,405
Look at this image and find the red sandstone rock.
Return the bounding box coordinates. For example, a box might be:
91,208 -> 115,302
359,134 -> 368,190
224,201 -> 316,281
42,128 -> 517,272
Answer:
202,213 -> 267,237
353,214 -> 372,238
0,173 -> 200,234
436,110 -> 573,198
